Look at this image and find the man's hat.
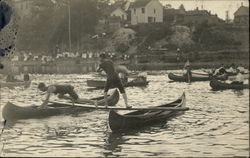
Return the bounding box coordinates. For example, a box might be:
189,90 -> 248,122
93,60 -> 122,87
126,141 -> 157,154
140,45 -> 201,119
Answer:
38,82 -> 45,88
99,53 -> 107,59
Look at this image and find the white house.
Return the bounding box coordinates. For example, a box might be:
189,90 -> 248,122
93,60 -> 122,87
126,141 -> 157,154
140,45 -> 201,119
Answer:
110,7 -> 127,21
130,0 -> 163,25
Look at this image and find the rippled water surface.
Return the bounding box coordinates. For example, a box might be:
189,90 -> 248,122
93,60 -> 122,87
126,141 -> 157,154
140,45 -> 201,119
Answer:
0,71 -> 249,157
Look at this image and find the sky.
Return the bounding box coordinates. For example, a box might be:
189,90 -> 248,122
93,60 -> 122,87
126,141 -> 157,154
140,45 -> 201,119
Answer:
159,0 -> 249,20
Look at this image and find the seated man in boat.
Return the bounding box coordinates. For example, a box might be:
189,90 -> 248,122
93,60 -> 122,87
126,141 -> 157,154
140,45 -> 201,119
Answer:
97,53 -> 131,109
115,65 -> 129,85
213,64 -> 227,76
237,64 -> 248,74
226,63 -> 237,74
38,83 -> 97,108
231,69 -> 244,85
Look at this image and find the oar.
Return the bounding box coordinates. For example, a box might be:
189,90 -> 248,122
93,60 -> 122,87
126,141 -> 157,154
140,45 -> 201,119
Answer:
192,72 -> 210,76
49,101 -> 189,111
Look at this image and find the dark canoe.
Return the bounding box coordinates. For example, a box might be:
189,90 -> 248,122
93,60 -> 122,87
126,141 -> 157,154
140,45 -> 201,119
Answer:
2,89 -> 119,120
209,79 -> 249,90
87,79 -> 149,88
109,92 -> 186,131
168,73 -> 227,82
0,80 -> 32,89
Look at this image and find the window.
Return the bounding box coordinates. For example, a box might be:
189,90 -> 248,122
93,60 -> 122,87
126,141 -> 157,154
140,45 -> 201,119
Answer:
154,17 -> 156,22
142,8 -> 145,14
134,8 -> 136,14
154,9 -> 156,14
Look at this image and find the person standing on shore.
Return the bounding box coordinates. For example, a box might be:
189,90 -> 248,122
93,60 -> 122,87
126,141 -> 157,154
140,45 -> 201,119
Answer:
96,54 -> 131,108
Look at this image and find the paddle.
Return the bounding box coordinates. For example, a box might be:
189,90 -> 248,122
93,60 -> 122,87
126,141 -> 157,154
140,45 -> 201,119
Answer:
49,101 -> 189,111
192,72 -> 210,76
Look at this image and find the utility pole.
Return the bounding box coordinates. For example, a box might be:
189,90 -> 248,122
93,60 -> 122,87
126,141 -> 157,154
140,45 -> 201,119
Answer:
68,0 -> 71,52
225,10 -> 229,23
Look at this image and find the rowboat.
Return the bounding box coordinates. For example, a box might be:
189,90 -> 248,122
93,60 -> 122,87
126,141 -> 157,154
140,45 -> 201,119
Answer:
0,80 -> 32,89
108,92 -> 186,131
209,79 -> 249,90
2,89 -> 119,120
168,73 -> 227,82
87,78 -> 149,88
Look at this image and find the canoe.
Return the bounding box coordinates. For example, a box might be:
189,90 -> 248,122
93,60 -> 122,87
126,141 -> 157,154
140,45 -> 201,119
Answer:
108,92 -> 186,131
168,73 -> 227,82
93,72 -> 139,78
87,78 -> 149,88
0,80 -> 32,89
209,79 -> 249,90
2,89 -> 119,120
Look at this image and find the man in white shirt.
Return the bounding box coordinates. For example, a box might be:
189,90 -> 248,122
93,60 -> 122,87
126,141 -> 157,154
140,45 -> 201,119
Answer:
231,69 -> 244,85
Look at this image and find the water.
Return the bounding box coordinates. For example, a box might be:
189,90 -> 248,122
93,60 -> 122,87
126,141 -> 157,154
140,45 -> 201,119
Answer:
0,71 -> 249,157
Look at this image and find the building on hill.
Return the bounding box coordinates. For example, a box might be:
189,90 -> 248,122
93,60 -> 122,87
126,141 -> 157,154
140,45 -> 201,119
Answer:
234,4 -> 249,26
163,8 -> 186,24
183,7 -> 223,25
130,0 -> 163,25
110,7 -> 128,21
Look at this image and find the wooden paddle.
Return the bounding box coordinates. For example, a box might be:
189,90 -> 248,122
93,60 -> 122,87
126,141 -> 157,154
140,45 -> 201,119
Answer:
49,101 -> 189,111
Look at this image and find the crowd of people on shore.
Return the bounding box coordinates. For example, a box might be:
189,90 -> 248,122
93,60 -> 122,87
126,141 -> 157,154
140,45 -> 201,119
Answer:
6,51 -> 133,64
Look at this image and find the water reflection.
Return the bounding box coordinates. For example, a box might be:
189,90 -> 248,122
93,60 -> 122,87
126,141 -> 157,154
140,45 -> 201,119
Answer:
0,73 -> 249,157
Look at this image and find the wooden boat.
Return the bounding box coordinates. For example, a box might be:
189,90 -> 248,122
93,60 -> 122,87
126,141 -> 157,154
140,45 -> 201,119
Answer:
209,79 -> 249,90
2,89 -> 119,120
93,72 -> 139,79
109,92 -> 186,131
87,78 -> 149,88
0,80 -> 32,89
168,73 -> 227,82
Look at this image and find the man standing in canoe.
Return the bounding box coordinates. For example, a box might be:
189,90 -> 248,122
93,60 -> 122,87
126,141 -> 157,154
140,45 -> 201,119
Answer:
96,53 -> 131,109
38,83 -> 97,108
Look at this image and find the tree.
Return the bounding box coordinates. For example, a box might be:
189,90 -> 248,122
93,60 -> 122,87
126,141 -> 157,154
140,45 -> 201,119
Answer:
179,4 -> 185,11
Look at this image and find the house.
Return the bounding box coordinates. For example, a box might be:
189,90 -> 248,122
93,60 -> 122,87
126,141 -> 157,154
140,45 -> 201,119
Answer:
130,0 -> 163,25
183,8 -> 222,25
164,8 -> 186,24
110,7 -> 128,21
234,4 -> 249,26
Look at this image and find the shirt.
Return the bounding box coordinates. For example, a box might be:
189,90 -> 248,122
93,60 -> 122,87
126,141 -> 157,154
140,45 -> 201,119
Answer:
98,60 -> 119,79
235,73 -> 244,83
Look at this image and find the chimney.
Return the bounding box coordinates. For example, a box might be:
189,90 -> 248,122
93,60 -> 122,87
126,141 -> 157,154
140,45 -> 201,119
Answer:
241,2 -> 243,6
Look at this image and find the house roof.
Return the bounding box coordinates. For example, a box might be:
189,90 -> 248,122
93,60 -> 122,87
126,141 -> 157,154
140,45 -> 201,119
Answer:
186,9 -> 210,16
130,0 -> 152,8
234,6 -> 249,16
164,8 -> 186,15
110,7 -> 127,15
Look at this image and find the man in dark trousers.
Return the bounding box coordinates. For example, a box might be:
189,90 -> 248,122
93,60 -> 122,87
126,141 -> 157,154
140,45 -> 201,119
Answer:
38,83 -> 97,108
96,54 -> 131,108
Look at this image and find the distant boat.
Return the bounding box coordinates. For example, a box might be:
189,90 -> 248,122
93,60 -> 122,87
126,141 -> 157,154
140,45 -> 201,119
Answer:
209,79 -> 249,90
168,73 -> 227,82
0,80 -> 32,89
